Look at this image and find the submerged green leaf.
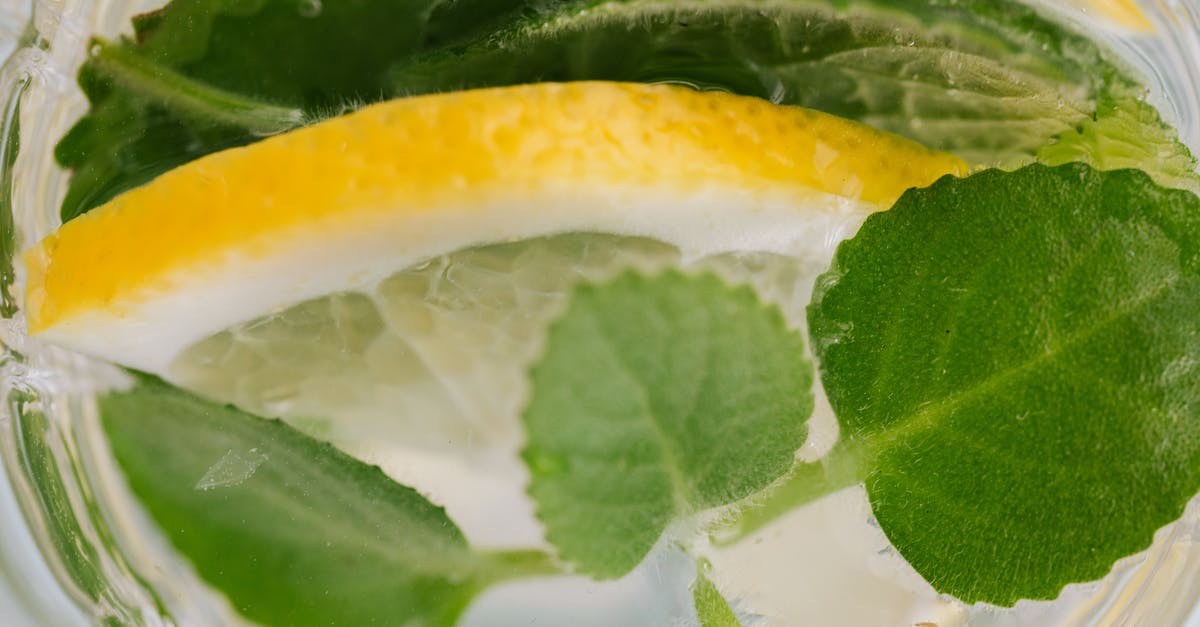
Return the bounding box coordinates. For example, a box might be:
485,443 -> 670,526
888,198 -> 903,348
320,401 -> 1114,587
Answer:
58,0 -> 1194,222
386,0 -> 1147,167
806,163 -> 1200,604
522,272 -> 813,578
54,0 -> 510,221
102,377 -> 557,627
692,567 -> 742,627
1038,96 -> 1200,193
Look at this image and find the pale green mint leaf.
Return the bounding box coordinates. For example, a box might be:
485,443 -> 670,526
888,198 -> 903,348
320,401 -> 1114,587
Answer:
386,0 -> 1138,168
693,567 -> 742,627
101,376 -> 558,627
522,272 -> 813,578
806,163 -> 1200,605
1038,96 -> 1200,193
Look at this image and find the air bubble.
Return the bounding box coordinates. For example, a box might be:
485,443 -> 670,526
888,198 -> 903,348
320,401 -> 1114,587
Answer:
195,448 -> 269,490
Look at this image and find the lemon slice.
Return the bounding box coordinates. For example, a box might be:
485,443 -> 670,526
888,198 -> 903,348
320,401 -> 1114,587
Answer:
25,81 -> 965,447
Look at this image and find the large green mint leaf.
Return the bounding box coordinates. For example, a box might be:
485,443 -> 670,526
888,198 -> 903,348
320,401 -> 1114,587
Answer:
54,0 -> 515,221
386,0 -> 1145,168
102,376 -> 557,626
806,163 -> 1200,605
522,272 -> 813,578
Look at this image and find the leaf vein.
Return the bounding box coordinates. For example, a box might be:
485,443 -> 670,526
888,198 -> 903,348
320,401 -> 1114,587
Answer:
868,273 -> 1180,451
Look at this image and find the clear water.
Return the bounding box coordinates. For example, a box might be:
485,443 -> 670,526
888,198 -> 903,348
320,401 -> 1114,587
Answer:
3,1 -> 1200,625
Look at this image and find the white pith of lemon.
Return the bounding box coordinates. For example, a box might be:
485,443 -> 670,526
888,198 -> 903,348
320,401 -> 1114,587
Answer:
25,81 -> 965,446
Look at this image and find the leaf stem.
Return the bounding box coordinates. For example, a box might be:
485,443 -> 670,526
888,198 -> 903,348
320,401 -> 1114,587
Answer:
478,549 -> 564,583
88,38 -> 303,135
710,439 -> 870,546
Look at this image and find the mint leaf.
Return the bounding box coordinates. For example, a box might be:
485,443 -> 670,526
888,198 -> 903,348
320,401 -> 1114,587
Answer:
102,377 -> 558,626
1038,96 -> 1200,193
522,272 -> 813,578
386,0 -> 1140,168
62,0 -> 1194,224
54,0 -> 509,221
806,163 -> 1200,604
692,567 -> 742,627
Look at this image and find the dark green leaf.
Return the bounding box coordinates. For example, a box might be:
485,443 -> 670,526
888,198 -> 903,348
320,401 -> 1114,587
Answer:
54,0 -> 512,221
807,163 -> 1200,604
386,0 -> 1156,168
59,0 -> 1195,222
102,377 -> 557,627
522,272 -> 813,578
